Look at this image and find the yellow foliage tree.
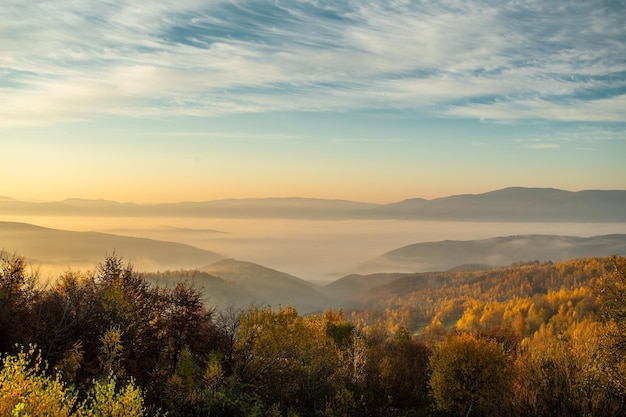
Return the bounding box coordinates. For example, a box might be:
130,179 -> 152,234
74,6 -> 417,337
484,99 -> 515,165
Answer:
235,305 -> 343,412
0,346 -> 78,417
83,374 -> 145,417
429,332 -> 510,416
0,346 -> 146,417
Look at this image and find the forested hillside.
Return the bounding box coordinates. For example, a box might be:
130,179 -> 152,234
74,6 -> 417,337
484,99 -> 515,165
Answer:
1,251 -> 625,416
350,257 -> 610,334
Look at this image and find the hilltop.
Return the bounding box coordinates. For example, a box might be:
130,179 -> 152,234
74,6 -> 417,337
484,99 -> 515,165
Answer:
0,221 -> 223,273
354,234 -> 626,274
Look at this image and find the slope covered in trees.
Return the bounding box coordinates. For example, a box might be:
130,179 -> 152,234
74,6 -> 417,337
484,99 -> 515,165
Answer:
1,250 -> 625,416
145,259 -> 331,313
351,257 -> 609,332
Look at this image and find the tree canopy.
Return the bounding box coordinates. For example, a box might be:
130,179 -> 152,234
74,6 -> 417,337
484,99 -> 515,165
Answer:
0,251 -> 625,416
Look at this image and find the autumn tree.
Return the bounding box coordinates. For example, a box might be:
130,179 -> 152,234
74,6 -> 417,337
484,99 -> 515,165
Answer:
0,250 -> 38,353
0,345 -> 77,417
36,270 -> 93,372
0,345 -> 146,417
596,256 -> 626,413
234,305 -> 345,416
90,255 -> 164,382
511,320 -> 620,417
162,281 -> 215,371
346,327 -> 430,415
429,332 -> 510,416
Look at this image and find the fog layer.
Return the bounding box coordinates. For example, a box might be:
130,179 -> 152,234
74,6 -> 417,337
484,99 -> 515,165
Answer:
4,215 -> 626,282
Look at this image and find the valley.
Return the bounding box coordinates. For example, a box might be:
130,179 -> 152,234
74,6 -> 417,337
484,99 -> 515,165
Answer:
2,220 -> 626,313
2,187 -> 626,312
2,216 -> 625,282
2,188 -> 626,416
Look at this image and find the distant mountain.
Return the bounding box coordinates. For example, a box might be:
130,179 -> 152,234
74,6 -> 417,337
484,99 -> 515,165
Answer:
356,234 -> 626,274
2,187 -> 625,221
371,187 -> 626,221
0,197 -> 379,219
201,259 -> 330,313
155,198 -> 379,218
0,222 -> 223,273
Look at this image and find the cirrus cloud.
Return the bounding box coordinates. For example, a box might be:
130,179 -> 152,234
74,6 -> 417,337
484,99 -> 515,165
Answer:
1,0 -> 625,127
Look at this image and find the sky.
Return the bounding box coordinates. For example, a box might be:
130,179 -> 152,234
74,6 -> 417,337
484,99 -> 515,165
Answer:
1,0 -> 625,204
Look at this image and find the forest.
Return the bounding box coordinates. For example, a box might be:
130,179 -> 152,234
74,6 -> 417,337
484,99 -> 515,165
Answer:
1,250 -> 625,416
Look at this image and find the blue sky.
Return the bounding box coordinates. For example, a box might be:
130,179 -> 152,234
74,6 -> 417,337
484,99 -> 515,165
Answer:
1,0 -> 625,203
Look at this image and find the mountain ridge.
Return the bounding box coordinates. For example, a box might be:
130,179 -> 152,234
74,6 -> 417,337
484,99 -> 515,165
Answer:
200,258 -> 329,312
2,187 -> 625,221
373,187 -> 626,221
355,234 -> 626,275
0,221 -> 224,273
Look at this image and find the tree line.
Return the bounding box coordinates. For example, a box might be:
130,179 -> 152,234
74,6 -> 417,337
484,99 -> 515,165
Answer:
1,250 -> 625,416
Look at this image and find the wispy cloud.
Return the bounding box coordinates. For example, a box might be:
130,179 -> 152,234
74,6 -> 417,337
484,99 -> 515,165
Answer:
1,0 -> 625,127
327,137 -> 409,144
523,143 -> 561,150
139,130 -> 306,141
514,125 -> 625,151
448,94 -> 626,122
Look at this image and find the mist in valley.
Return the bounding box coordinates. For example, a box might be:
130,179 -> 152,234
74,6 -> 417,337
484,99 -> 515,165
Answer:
4,214 -> 626,283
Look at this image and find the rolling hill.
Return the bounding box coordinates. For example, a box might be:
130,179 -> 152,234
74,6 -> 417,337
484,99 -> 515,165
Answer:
0,222 -> 331,312
0,221 -> 223,273
355,234 -> 626,274
144,269 -> 258,309
201,259 -> 330,313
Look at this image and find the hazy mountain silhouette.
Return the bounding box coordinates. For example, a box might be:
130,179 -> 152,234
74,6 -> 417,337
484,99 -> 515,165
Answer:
0,221 -> 223,273
155,198 -> 378,218
201,259 -> 330,312
0,197 -> 377,219
372,187 -> 626,221
0,222 -> 329,311
356,234 -> 626,274
2,187 -> 625,221
4,220 -> 626,312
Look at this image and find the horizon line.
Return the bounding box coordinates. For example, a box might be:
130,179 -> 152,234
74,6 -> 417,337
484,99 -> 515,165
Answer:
2,185 -> 626,206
